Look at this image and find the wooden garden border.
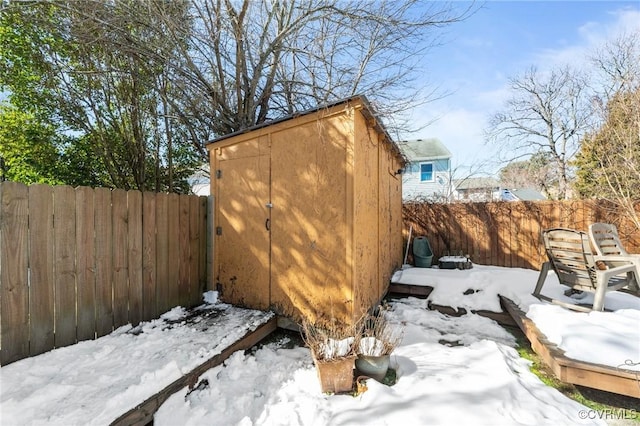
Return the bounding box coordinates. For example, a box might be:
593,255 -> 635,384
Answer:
501,296 -> 640,398
110,316 -> 278,426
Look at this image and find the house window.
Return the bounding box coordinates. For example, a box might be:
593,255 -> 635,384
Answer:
420,163 -> 434,182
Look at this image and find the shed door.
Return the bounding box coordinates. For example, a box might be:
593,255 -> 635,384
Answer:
269,127 -> 349,321
215,138 -> 271,309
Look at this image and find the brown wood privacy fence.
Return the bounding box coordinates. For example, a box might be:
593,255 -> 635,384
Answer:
403,200 -> 640,270
0,181 -> 209,365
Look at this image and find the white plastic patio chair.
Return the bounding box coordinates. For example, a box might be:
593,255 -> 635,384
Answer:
588,223 -> 640,292
533,228 -> 639,312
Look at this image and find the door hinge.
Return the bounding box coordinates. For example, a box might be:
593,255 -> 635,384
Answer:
216,169 -> 222,179
216,226 -> 222,235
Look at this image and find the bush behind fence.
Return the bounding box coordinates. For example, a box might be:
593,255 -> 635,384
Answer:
0,181 -> 209,365
404,200 -> 640,270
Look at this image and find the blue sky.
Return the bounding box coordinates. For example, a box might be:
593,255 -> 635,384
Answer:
402,0 -> 640,177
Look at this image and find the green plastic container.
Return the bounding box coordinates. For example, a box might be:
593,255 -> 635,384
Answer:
413,236 -> 433,268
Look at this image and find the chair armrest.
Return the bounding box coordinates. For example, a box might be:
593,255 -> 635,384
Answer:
600,263 -> 636,278
595,255 -> 640,263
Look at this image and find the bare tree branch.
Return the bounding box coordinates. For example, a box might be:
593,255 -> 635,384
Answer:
486,66 -> 593,199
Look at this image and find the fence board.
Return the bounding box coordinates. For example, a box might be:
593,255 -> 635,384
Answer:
510,202 -> 525,268
95,187 -> 114,337
431,204 -> 448,257
575,200 -> 587,232
112,189 -> 129,329
487,203 -> 500,266
499,203 -> 512,267
53,185 -> 77,348
142,192 -> 157,321
189,196 -> 201,306
128,190 -> 143,326
523,202 -> 543,269
76,186 -> 96,342
476,204 -> 492,265
456,203 -> 470,258
28,184 -> 55,355
0,182 -> 30,364
155,194 -> 169,315
167,194 -> 180,309
178,195 -> 191,308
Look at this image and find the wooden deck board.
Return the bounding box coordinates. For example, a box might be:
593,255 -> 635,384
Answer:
388,283 -> 433,298
501,296 -> 640,399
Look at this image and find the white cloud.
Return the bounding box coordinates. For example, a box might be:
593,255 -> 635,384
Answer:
534,8 -> 640,70
473,86 -> 511,110
582,8 -> 640,40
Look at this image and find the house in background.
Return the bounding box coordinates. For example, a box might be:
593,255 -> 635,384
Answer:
501,188 -> 546,201
453,177 -> 547,202
189,165 -> 211,196
453,177 -> 501,202
398,138 -> 452,201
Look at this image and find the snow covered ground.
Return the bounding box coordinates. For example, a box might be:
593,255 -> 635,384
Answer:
0,292 -> 274,425
391,265 -> 640,372
1,265 -> 638,425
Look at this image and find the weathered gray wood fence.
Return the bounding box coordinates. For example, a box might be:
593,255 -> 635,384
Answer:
404,200 -> 640,270
0,182 -> 209,365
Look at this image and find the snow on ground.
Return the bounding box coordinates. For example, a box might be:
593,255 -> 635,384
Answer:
0,302 -> 274,425
391,264 -> 640,372
391,265 -> 540,312
155,297 -> 598,426
1,265 -> 638,425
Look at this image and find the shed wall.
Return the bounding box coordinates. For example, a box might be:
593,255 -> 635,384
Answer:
352,111 -> 381,319
389,153 -> 404,274
378,149 -> 392,299
270,114 -> 351,323
352,110 -> 404,318
382,142 -> 404,297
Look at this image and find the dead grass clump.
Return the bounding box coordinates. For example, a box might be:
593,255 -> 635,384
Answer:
301,318 -> 361,362
359,306 -> 404,356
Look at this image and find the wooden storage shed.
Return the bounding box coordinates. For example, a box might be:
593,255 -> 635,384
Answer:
206,96 -> 405,325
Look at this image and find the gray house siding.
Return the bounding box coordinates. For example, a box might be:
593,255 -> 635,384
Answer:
403,158 -> 451,201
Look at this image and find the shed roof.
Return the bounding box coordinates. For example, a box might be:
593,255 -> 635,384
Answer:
397,138 -> 452,161
206,95 -> 405,164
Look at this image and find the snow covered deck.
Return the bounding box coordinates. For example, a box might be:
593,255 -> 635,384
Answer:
390,265 -> 640,398
0,295 -> 276,426
502,297 -> 640,399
